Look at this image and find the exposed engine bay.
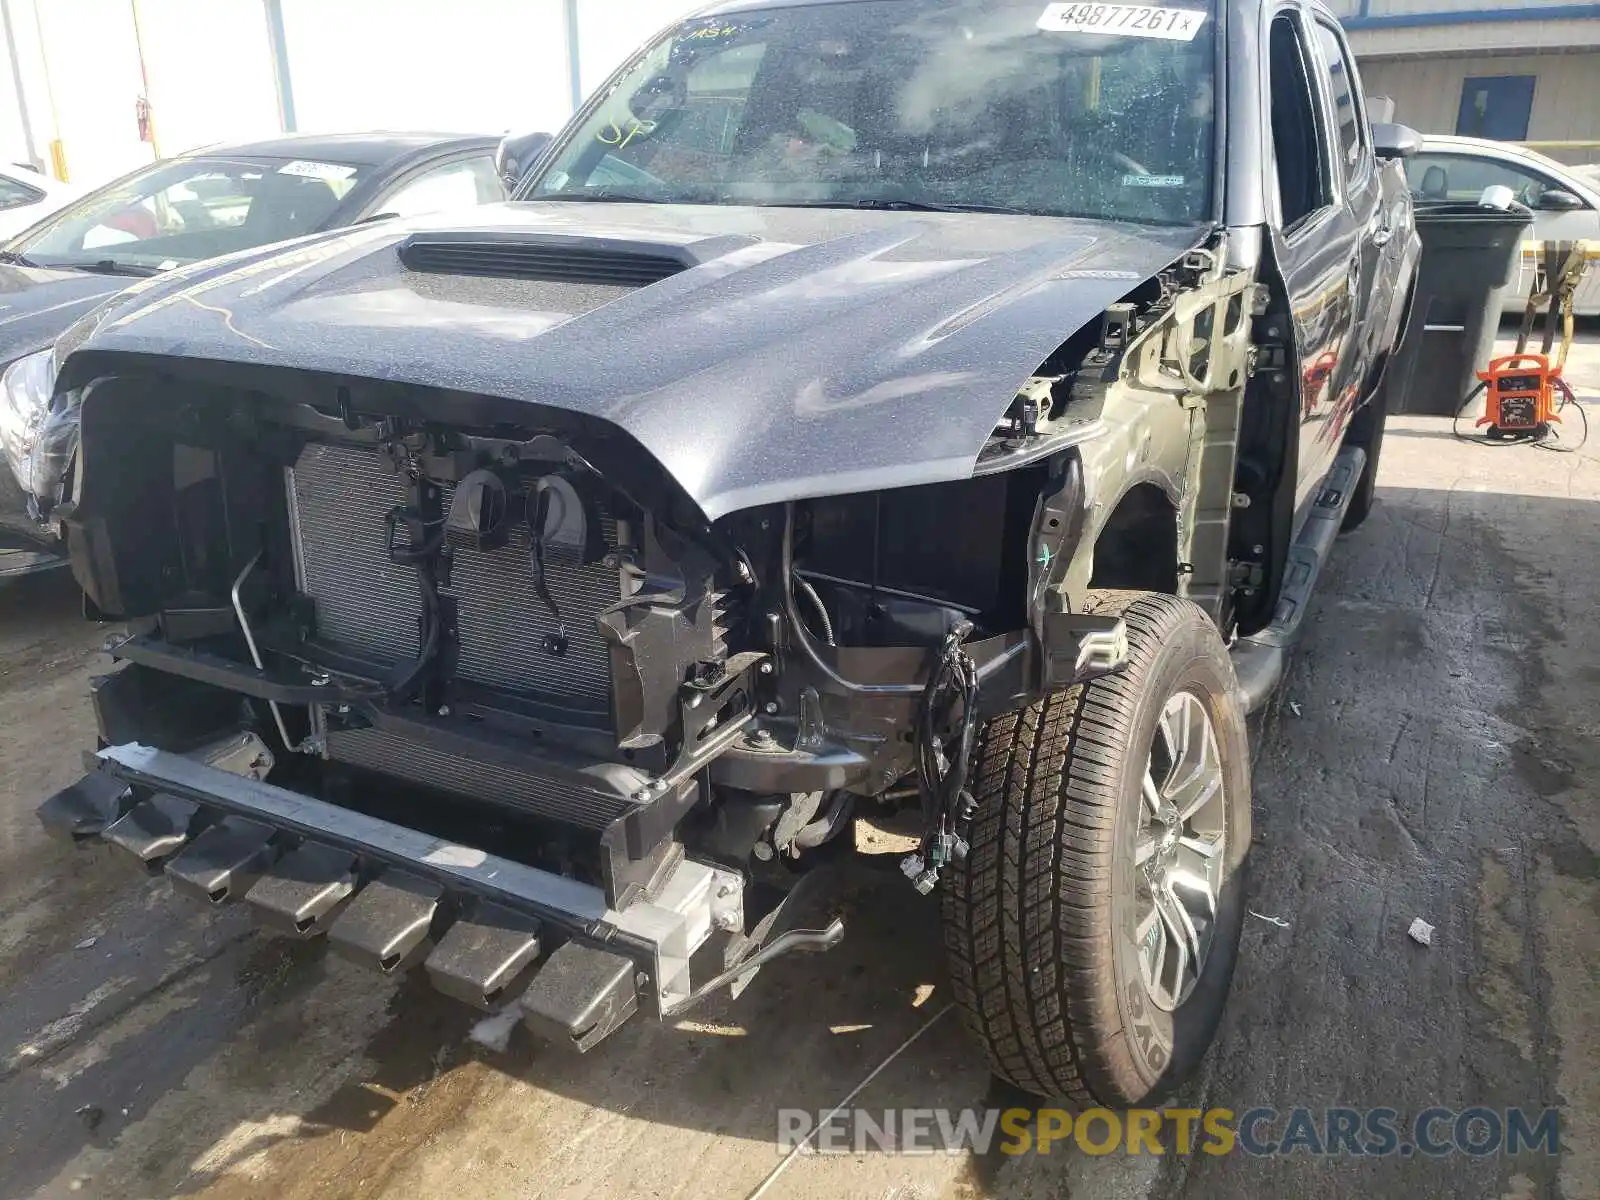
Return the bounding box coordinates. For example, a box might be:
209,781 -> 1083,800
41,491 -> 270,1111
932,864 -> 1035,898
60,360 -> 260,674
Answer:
39,234 -> 1259,1050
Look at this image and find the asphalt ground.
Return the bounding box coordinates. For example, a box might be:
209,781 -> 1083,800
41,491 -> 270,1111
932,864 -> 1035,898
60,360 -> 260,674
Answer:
0,334 -> 1595,1200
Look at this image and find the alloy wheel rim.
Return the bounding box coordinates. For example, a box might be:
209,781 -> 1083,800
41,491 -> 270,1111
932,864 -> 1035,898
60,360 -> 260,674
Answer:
1132,689 -> 1227,1013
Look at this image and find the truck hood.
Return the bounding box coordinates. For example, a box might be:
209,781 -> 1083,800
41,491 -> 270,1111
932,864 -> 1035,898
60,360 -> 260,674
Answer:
0,264 -> 127,367
62,202 -> 1205,520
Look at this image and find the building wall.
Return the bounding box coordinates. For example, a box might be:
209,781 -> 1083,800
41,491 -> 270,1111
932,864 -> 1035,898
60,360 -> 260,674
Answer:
34,1 -> 158,183
1327,1 -> 1600,163
276,0 -> 699,140
576,0 -> 701,104
1330,0 -> 1600,19
136,1 -> 279,160
1360,51 -> 1600,161
0,1 -> 36,167
1347,17 -> 1600,56
1357,0 -> 1594,14
279,0 -> 572,136
1,0 -> 700,190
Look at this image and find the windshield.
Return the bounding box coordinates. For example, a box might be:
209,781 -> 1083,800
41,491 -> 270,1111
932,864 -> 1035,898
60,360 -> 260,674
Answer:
10,155 -> 364,272
527,0 -> 1217,224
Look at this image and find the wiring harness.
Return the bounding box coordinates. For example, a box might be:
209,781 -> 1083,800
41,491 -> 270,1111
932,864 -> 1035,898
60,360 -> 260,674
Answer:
902,619 -> 982,895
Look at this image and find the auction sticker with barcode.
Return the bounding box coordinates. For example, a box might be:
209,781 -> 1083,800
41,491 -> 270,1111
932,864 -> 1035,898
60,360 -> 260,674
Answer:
1037,3 -> 1208,40
278,159 -> 359,181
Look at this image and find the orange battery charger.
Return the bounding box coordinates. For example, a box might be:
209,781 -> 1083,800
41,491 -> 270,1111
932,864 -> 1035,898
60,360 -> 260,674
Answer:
1475,353 -> 1561,439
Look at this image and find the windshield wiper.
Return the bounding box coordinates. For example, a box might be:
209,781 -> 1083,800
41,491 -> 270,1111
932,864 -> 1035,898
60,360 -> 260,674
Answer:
755,198 -> 1033,215
0,249 -> 39,267
533,190 -> 671,204
70,259 -> 163,278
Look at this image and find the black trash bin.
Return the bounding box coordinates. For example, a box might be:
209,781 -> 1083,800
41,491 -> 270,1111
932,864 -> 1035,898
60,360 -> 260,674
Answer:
1387,202 -> 1533,417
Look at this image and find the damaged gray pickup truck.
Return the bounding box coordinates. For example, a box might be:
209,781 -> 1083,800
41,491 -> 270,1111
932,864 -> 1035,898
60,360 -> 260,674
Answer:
34,0 -> 1419,1106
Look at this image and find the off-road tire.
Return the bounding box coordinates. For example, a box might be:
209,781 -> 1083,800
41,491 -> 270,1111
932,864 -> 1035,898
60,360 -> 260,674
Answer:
1341,386 -> 1388,531
941,590 -> 1251,1106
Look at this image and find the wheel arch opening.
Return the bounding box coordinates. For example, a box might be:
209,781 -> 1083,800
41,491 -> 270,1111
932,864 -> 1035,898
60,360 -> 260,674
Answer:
1089,483 -> 1180,595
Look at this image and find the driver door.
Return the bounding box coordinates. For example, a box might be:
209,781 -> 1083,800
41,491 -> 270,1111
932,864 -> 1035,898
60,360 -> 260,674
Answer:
1265,6 -> 1360,522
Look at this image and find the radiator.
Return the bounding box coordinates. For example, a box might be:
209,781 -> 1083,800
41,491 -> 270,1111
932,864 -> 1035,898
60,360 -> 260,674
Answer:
324,725 -> 632,828
286,443 -> 618,711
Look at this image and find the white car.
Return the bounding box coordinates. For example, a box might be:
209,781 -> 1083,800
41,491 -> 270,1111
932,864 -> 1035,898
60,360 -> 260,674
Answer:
1406,134 -> 1600,316
0,163 -> 78,240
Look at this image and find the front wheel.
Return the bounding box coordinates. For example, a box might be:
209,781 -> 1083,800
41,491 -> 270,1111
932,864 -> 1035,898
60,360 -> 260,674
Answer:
941,591 -> 1251,1106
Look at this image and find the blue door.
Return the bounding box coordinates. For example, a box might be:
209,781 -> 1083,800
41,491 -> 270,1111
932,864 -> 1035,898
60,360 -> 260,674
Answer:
1456,76 -> 1536,141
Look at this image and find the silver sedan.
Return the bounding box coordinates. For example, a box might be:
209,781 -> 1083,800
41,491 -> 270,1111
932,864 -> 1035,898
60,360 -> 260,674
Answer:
1407,133 -> 1600,315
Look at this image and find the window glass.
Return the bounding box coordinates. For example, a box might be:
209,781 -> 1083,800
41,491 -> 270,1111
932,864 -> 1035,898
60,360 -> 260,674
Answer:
1456,76 -> 1535,141
374,156 -> 505,219
1311,22 -> 1367,182
0,175 -> 42,211
1268,15 -> 1332,229
532,0 -> 1220,225
1406,152 -> 1563,209
13,157 -> 367,272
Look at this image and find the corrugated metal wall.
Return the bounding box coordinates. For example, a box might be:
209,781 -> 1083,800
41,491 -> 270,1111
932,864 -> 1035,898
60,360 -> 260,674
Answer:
1361,50 -> 1600,161
1363,0 -> 1558,13
1348,17 -> 1600,58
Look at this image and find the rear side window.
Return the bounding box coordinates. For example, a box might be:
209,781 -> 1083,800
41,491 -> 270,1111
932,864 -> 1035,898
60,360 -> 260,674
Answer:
1268,15 -> 1333,230
1311,21 -> 1368,184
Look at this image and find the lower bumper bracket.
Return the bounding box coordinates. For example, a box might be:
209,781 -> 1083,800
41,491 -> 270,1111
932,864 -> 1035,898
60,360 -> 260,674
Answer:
521,940 -> 639,1052
328,869 -> 444,974
244,842 -> 358,937
37,774 -> 131,843
165,815 -> 278,904
102,793 -> 200,867
424,902 -> 543,1009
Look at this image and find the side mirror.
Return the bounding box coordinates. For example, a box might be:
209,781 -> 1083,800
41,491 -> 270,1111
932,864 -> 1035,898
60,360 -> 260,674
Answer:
1372,123 -> 1424,161
494,131 -> 554,192
1538,189 -> 1586,212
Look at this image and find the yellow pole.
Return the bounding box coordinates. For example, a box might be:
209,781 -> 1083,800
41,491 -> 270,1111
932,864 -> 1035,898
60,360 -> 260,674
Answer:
27,0 -> 65,181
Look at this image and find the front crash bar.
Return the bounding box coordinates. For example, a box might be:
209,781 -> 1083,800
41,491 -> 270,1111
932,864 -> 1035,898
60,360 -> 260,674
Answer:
86,743 -> 778,1029
95,743 -> 614,931
109,633 -> 382,707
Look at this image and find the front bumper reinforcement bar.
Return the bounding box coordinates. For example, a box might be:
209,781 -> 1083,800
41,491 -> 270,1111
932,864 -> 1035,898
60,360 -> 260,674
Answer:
44,743 -> 794,1050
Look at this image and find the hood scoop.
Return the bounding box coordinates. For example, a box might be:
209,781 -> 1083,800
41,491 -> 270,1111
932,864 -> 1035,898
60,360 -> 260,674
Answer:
399,232 -> 698,288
